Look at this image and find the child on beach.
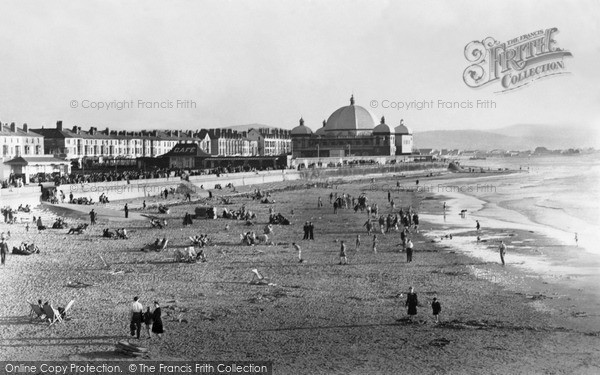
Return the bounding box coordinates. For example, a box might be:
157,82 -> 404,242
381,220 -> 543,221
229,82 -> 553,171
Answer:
356,235 -> 361,251
372,234 -> 378,253
431,298 -> 441,323
143,306 -> 154,339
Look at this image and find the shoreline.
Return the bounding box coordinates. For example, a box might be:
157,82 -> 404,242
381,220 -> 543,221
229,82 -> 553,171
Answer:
1,170 -> 598,373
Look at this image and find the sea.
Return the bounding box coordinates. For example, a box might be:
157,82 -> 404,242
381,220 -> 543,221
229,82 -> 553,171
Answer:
418,153 -> 600,287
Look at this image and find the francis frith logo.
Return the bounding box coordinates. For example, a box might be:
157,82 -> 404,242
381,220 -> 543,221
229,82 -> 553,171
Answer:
463,28 -> 572,92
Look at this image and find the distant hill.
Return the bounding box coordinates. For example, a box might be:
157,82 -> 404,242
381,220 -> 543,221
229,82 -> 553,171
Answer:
414,125 -> 598,151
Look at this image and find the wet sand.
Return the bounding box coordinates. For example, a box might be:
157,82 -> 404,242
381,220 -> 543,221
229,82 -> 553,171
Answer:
1,172 -> 599,374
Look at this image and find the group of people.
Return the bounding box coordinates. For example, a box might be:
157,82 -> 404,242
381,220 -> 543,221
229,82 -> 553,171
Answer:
302,222 -> 315,240
130,297 -> 164,340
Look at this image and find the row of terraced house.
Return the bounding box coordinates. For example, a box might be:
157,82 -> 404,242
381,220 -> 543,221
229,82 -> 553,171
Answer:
0,120 -> 292,184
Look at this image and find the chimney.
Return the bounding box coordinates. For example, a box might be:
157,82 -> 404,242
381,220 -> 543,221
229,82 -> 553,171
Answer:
10,122 -> 16,132
89,127 -> 96,135
72,126 -> 78,133
105,127 -> 110,135
77,126 -> 82,134
23,123 -> 28,133
57,120 -> 63,131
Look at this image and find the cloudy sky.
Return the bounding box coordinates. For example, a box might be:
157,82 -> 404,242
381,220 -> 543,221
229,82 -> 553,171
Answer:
0,0 -> 598,133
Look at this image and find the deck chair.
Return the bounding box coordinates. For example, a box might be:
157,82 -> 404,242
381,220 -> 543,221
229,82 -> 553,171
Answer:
29,303 -> 46,322
250,269 -> 270,285
43,304 -> 63,327
157,238 -> 168,252
62,300 -> 74,319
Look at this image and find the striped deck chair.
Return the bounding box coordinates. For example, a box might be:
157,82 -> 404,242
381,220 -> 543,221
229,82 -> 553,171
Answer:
62,300 -> 75,319
43,304 -> 63,327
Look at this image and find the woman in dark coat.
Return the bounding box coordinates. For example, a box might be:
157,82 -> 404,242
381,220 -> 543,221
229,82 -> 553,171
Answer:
151,301 -> 164,338
405,287 -> 418,319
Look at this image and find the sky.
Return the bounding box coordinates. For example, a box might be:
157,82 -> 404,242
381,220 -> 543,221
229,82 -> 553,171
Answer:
0,0 -> 598,134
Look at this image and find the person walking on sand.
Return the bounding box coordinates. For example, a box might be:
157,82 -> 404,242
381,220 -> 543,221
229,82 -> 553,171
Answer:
372,234 -> 378,253
476,220 -> 480,231
339,240 -> 348,265
356,234 -> 361,251
575,233 -> 578,247
405,287 -> 418,320
364,219 -> 373,235
318,197 -> 323,208
303,222 -> 309,240
89,209 -> 96,225
151,301 -> 164,338
443,202 -> 447,211
499,241 -> 507,266
130,296 -> 143,339
143,306 -> 154,339
0,234 -> 8,266
412,213 -> 419,233
431,297 -> 441,323
406,238 -> 414,262
309,222 -> 315,240
143,200 -> 147,210
124,203 -> 129,219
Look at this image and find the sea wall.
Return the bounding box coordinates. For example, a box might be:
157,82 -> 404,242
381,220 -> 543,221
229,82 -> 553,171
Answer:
297,162 -> 448,181
45,170 -> 302,203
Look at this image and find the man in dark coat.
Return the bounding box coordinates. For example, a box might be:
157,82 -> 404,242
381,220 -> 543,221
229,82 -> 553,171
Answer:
308,222 -> 314,240
124,204 -> 129,219
303,222 -> 309,240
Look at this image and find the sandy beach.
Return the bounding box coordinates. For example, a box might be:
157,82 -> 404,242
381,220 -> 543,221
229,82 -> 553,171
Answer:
1,172 -> 599,374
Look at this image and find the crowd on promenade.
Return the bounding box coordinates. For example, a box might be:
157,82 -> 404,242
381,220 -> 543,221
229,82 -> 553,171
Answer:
2,164 -> 286,190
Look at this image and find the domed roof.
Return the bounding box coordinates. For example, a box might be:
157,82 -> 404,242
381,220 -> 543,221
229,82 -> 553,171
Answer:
324,95 -> 376,134
395,119 -> 412,134
291,117 -> 313,136
315,119 -> 327,135
373,116 -> 391,134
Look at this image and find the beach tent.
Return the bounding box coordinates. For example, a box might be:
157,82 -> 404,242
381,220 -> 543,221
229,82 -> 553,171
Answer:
194,206 -> 217,219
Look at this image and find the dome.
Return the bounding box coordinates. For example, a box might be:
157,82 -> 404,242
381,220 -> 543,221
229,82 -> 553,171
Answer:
315,119 -> 327,136
395,119 -> 412,135
324,95 -> 376,135
291,117 -> 313,136
373,116 -> 391,134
